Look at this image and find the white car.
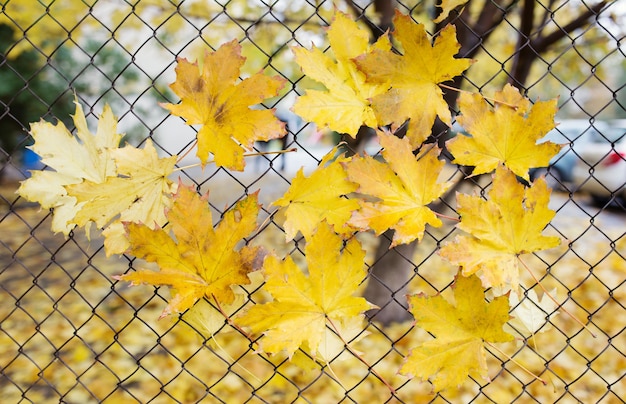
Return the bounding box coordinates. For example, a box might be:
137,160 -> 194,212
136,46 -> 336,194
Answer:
572,121 -> 626,205
531,120 -> 607,190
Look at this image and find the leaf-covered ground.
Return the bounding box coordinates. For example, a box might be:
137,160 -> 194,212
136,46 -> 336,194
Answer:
1,177 -> 624,402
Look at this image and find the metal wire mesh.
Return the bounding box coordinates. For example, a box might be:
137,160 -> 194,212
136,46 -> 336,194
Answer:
1,1 -> 624,402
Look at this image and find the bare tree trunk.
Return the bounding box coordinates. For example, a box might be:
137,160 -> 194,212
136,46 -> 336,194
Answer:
363,229 -> 414,323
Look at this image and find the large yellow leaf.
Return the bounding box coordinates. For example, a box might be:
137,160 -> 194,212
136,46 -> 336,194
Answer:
400,274 -> 514,392
162,39 -> 286,170
354,10 -> 472,147
17,101 -> 121,234
115,184 -> 261,319
345,130 -> 452,247
272,146 -> 359,241
439,166 -> 561,290
236,222 -> 371,361
292,11 -> 391,136
447,84 -> 561,181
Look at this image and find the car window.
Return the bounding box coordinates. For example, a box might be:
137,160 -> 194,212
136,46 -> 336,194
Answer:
541,127 -> 597,147
540,129 -> 570,144
590,127 -> 626,144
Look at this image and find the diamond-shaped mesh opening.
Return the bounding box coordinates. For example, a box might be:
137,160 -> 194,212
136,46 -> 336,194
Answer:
1,1 -> 625,402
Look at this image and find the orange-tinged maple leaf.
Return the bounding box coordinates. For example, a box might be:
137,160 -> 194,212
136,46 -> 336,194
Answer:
162,40 -> 286,170
272,146 -> 359,241
446,84 -> 561,181
292,11 -> 391,136
400,274 -> 514,392
354,10 -> 472,148
439,166 -> 561,290
115,184 -> 261,319
236,222 -> 371,360
344,130 -> 452,247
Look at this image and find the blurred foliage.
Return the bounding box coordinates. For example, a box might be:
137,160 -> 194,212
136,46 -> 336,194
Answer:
52,38 -> 168,145
0,0 -> 92,57
1,0 -> 623,118
0,24 -> 74,164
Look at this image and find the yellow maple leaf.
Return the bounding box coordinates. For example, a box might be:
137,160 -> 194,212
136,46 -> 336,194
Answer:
72,139 -> 177,255
446,84 -> 561,181
17,101 -> 122,234
439,166 -> 561,290
344,130 -> 452,247
115,184 -> 261,319
236,222 -> 371,360
272,146 -> 359,241
400,274 -> 514,392
17,101 -> 178,256
162,39 -> 287,170
292,11 -> 391,136
434,0 -> 470,23
354,10 -> 472,147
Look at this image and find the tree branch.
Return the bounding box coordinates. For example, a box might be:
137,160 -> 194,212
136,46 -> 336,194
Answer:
443,0 -> 516,60
532,1 -> 609,54
509,0 -> 608,86
344,0 -> 393,40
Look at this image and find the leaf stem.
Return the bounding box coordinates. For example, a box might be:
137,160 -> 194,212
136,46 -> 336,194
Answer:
517,257 -> 597,338
433,211 -> 460,222
175,139 -> 198,164
252,208 -> 280,239
172,148 -> 298,172
208,296 -> 268,385
326,317 -> 396,395
249,147 -> 298,158
209,333 -> 263,385
439,84 -> 519,108
324,361 -> 347,392
173,163 -> 202,172
485,341 -> 547,385
211,294 -> 256,342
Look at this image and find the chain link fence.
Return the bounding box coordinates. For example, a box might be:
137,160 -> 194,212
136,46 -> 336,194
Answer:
1,1 -> 625,402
